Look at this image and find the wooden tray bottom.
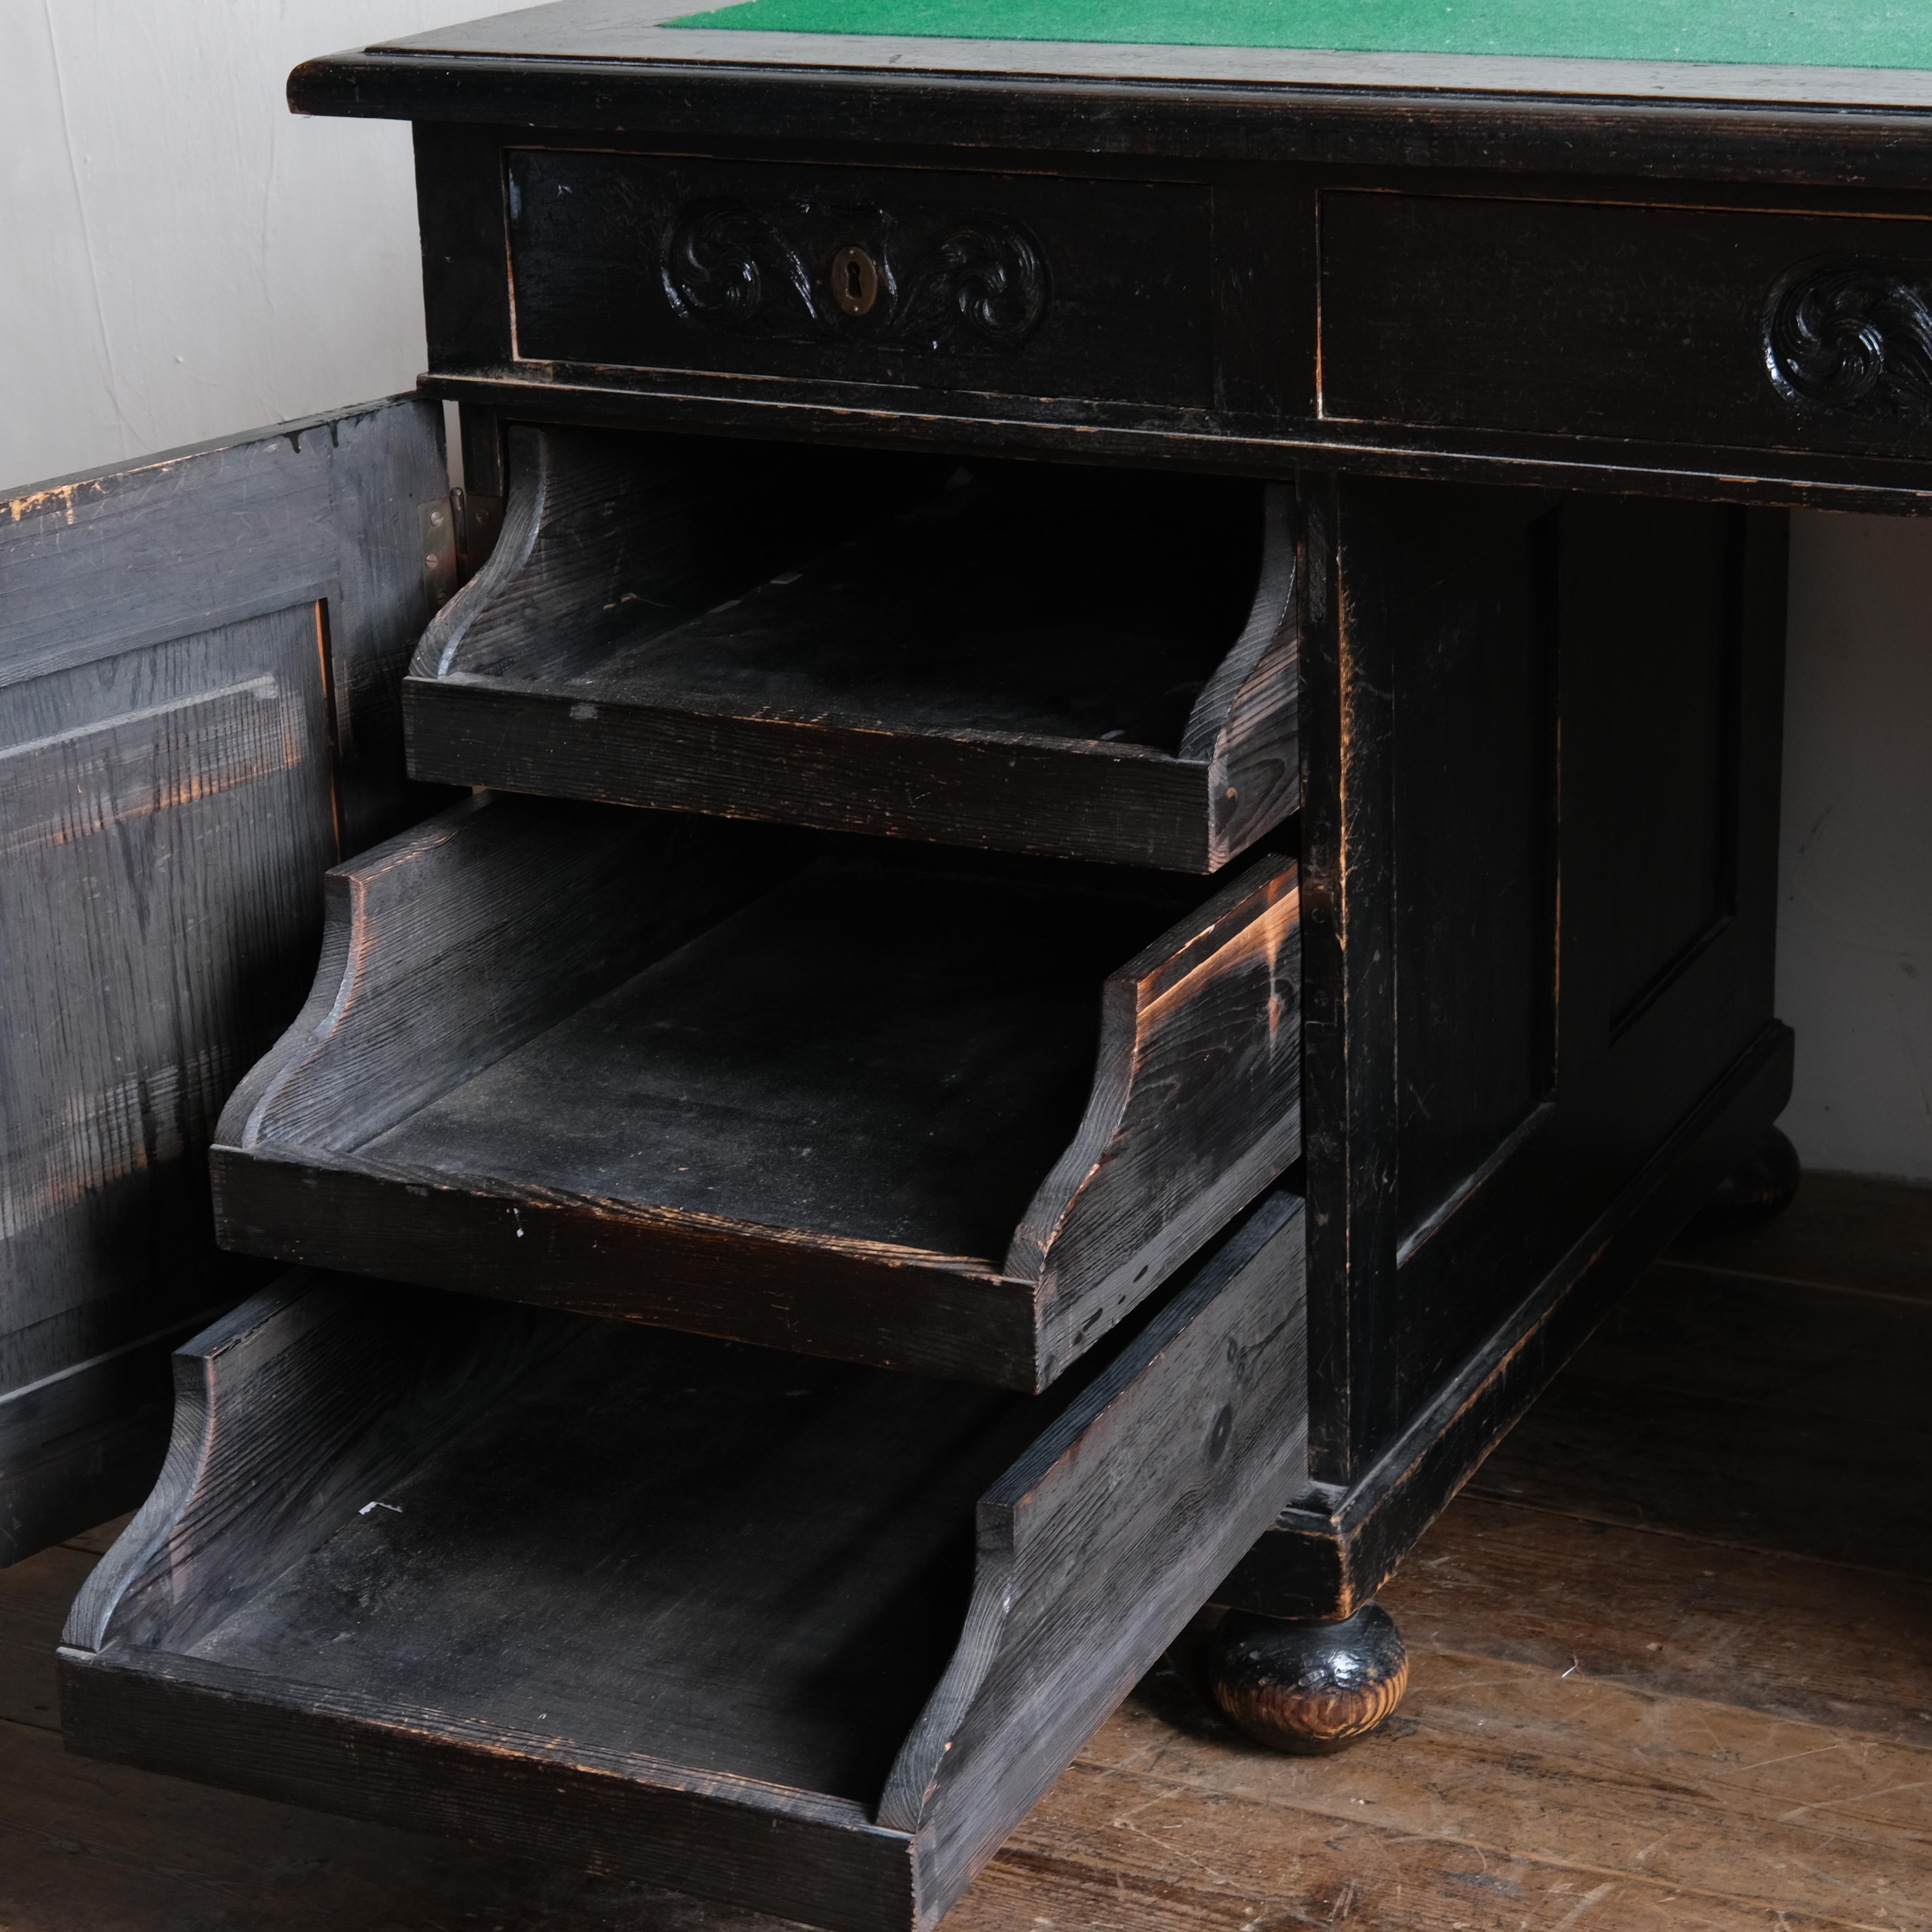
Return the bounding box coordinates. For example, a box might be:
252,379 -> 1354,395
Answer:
186,1309 -> 1036,1801
572,464 -> 1261,751
364,853 -> 1183,1260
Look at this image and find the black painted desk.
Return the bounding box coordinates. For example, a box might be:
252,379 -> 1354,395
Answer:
43,8 -> 1932,1927
293,0 -> 1922,1599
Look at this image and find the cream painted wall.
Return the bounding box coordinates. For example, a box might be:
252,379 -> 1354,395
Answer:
1782,517 -> 1932,1180
3,1 -> 1928,1179
0,2 -> 492,486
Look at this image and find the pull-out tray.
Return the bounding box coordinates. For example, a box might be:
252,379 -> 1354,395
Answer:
405,426 -> 1299,874
62,1194 -> 1307,1932
210,793 -> 1301,1390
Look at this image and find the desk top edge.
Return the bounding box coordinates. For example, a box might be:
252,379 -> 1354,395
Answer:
349,7 -> 1932,113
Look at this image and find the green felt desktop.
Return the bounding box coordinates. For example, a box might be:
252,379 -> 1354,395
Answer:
663,0 -> 1932,69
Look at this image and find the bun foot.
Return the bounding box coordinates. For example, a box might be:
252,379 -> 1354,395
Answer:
1206,1602 -> 1409,1755
1684,1125 -> 1801,1243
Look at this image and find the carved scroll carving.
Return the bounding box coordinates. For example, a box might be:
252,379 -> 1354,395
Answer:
662,203 -> 827,335
660,198 -> 1049,352
1763,261 -> 1932,418
894,220 -> 1049,349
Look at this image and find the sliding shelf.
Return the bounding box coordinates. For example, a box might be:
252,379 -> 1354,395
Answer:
209,792 -> 1301,1390
63,1196 -> 1307,1932
405,426 -> 1299,873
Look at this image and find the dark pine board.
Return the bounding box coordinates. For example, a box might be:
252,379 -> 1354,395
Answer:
407,426 -> 1299,873
61,1194 -> 1307,1932
0,397 -> 455,1566
211,793 -> 1302,1390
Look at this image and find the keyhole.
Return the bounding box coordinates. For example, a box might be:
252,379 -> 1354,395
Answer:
829,244 -> 880,317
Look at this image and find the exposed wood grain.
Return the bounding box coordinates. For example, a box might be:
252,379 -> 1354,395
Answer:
19,1185 -> 1932,1931
212,1149 -> 1046,1390
1383,1494 -> 1932,1750
407,425 -> 1298,873
0,396 -> 453,1566
1083,1652 -> 1932,1929
63,1276 -> 553,1659
885,1194 -> 1306,1921
0,396 -> 448,849
1231,476 -> 1788,1619
62,1201 -> 1307,1932
0,1315 -> 214,1571
1459,1180 -> 1932,1600
0,607 -> 333,1400
965,1801 -> 1860,1932
1183,483 -> 1301,867
1012,856 -> 1300,1379
214,795 -> 1300,1389
213,793 -> 774,1156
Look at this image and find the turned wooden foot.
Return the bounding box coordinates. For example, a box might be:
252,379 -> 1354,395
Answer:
1684,1125 -> 1801,1243
1205,1602 -> 1410,1755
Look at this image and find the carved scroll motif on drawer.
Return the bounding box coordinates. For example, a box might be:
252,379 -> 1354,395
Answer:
663,199 -> 1049,352
1319,190 -> 1932,457
505,149 -> 1215,406
1762,261 -> 1932,421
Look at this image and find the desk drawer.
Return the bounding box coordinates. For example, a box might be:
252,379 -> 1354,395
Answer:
503,149 -> 1214,409
408,426 -> 1300,875
62,1197 -> 1306,1932
1321,191 -> 1932,458
209,794 -> 1302,1391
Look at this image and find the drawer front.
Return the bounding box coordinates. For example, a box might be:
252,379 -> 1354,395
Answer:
505,149 -> 1215,407
1321,191 -> 1932,458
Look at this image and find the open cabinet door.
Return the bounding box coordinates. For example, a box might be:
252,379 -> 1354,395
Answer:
0,395 -> 456,1565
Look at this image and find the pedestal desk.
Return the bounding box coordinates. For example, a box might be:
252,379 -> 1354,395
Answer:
32,5 -> 1930,1927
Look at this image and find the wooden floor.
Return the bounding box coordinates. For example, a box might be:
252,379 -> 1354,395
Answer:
3,1172 -> 1928,1931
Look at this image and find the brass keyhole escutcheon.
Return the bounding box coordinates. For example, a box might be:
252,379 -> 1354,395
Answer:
829,244 -> 880,317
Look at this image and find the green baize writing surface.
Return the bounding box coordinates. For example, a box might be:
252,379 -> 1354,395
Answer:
665,0 -> 1932,70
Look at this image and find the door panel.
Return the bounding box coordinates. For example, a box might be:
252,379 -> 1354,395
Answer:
0,397 -> 451,1564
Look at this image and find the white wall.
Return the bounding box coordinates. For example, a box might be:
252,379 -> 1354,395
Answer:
4,2 -> 1928,1181
0,0 -> 480,487
1782,516 -> 1932,1180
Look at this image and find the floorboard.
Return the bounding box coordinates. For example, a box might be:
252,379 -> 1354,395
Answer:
0,1172 -> 1925,1931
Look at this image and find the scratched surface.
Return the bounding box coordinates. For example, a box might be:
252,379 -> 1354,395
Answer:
0,397 -> 451,1566
0,605 -> 335,1393
1,1170 -> 1926,1929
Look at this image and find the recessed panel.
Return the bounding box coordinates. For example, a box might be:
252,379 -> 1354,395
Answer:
1393,505 -> 1558,1246
0,606 -> 336,1390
